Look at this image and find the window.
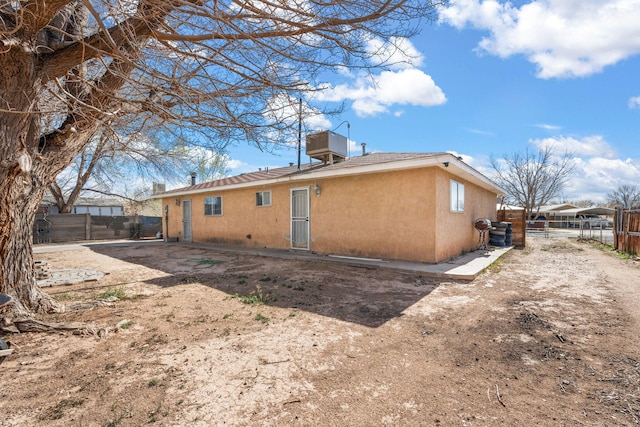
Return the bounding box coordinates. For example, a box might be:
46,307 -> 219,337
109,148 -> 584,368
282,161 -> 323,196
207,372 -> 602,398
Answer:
204,196 -> 222,216
256,190 -> 272,207
450,180 -> 464,212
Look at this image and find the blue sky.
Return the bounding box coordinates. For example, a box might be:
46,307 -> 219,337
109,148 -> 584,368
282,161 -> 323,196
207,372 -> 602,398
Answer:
224,0 -> 640,204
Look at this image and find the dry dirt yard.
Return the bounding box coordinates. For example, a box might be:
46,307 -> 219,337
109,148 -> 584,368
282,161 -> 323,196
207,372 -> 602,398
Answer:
1,236 -> 640,426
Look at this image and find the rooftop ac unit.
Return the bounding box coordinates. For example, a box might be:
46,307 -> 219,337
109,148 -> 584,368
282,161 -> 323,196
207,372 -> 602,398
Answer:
152,182 -> 166,194
306,131 -> 348,164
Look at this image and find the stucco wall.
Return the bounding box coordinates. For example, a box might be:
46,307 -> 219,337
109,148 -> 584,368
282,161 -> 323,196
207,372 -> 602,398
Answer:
163,184 -> 293,248
433,169 -> 498,261
161,165 -> 498,263
308,168 -> 435,261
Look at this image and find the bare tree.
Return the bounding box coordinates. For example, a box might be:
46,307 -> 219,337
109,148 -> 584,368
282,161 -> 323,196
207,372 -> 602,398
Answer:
567,199 -> 596,208
48,124 -> 219,213
1,1 -> 443,315
490,146 -> 576,218
607,184 -> 640,208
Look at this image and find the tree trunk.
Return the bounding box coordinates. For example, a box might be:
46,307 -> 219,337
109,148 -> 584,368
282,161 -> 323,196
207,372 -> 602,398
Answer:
0,45 -> 61,315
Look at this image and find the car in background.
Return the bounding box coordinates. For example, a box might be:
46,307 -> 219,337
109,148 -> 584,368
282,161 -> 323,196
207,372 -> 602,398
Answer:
570,214 -> 609,229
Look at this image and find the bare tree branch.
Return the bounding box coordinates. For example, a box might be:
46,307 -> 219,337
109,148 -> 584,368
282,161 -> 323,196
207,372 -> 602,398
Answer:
1,0 -> 444,314
607,184 -> 640,208
491,145 -> 575,217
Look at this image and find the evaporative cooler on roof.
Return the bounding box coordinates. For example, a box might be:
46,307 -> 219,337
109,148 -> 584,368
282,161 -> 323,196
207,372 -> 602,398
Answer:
306,131 -> 348,164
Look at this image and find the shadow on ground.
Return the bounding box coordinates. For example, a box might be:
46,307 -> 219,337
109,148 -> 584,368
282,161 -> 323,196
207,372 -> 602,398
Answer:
85,241 -> 449,328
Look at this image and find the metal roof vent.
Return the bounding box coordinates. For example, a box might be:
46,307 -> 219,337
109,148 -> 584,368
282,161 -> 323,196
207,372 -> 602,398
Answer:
306,130 -> 348,164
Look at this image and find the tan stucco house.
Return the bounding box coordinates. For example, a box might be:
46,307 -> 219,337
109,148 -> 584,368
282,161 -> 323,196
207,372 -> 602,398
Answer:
155,147 -> 504,264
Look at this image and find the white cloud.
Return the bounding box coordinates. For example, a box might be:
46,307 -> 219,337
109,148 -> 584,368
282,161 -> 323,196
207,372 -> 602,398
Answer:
227,159 -> 250,172
466,133 -> 640,202
535,123 -> 562,131
439,0 -> 640,78
366,37 -> 424,70
316,68 -> 446,117
529,135 -> 617,159
466,128 -> 495,136
629,96 -> 640,109
565,157 -> 640,202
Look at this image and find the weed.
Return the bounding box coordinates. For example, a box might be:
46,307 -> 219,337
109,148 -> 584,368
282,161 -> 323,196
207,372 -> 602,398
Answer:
145,334 -> 169,345
289,312 -> 297,318
293,285 -> 305,291
104,408 -> 132,427
229,285 -> 271,305
148,403 -> 168,423
97,287 -> 127,300
617,251 -> 636,260
254,313 -> 270,323
53,292 -> 72,301
148,379 -> 159,387
259,276 -> 272,282
237,279 -> 246,285
179,274 -> 201,284
484,258 -> 503,274
119,321 -> 133,330
223,313 -> 233,319
41,398 -> 84,420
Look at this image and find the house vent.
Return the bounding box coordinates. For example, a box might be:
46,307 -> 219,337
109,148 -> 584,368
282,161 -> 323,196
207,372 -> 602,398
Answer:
152,182 -> 166,194
306,130 -> 348,164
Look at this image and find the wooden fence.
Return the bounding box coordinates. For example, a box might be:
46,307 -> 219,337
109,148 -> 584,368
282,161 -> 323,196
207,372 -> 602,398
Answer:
497,207 -> 526,247
614,208 -> 640,255
33,214 -> 162,244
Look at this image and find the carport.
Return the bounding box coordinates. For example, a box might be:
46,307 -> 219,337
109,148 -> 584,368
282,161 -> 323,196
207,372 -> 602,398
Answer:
545,207 -> 615,229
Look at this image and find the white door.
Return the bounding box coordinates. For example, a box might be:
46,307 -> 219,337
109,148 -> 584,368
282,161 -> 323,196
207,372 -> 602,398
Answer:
182,200 -> 192,242
291,188 -> 309,249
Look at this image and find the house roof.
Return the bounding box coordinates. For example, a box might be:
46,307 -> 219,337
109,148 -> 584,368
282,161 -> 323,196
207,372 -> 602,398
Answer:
152,152 -> 505,198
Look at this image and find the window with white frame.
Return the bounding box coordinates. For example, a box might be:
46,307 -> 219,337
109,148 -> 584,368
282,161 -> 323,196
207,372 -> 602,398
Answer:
256,190 -> 271,207
450,180 -> 464,212
204,196 -> 222,216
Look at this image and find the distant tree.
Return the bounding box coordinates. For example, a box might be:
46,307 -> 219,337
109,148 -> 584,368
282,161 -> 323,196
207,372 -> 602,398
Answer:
49,128 -> 228,214
1,0 -> 440,316
185,148 -> 231,185
607,184 -> 640,208
490,146 -> 575,218
570,200 -> 596,208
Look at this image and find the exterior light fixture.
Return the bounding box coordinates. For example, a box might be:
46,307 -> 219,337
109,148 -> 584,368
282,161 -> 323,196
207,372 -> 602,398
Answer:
313,182 -> 321,197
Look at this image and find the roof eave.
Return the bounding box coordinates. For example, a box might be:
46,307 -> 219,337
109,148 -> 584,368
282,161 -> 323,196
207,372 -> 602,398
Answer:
151,153 -> 504,199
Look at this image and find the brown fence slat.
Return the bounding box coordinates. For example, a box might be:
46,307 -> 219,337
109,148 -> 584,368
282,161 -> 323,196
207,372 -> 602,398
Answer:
614,208 -> 640,255
33,214 -> 162,243
497,208 -> 526,247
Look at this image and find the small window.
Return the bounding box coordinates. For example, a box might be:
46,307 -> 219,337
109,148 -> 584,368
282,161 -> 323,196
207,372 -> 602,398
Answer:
204,196 -> 222,216
450,180 -> 464,212
256,191 -> 271,207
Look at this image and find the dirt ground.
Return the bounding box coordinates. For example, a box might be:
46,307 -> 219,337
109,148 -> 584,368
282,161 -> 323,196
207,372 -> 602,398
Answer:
1,236 -> 639,426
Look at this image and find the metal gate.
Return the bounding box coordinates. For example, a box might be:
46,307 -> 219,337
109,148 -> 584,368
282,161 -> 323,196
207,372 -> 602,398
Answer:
291,188 -> 309,249
182,200 -> 192,242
